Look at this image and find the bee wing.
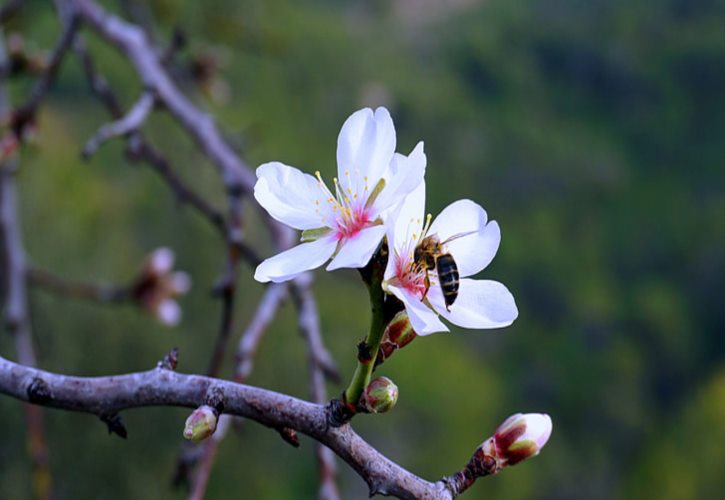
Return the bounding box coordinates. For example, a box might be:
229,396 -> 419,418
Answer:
440,230 -> 478,246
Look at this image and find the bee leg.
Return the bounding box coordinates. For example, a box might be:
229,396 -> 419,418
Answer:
420,273 -> 431,301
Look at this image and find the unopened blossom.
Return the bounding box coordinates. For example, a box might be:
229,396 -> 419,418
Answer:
254,107 -> 426,283
456,413 -> 552,487
133,247 -> 191,326
363,376 -> 399,413
492,413 -> 552,466
183,405 -> 218,441
382,183 -> 518,335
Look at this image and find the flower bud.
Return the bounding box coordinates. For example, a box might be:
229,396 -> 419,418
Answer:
376,311 -> 417,366
183,405 -> 218,441
363,376 -> 399,413
493,413 -> 552,466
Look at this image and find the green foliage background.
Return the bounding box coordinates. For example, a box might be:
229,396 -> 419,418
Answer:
1,0 -> 724,498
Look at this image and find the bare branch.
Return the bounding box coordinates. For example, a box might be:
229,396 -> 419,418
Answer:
291,277 -> 341,384
291,276 -> 340,499
72,0 -> 255,194
0,354 -> 458,499
26,267 -> 129,303
0,0 -> 24,25
82,89 -> 155,158
10,12 -> 78,139
183,282 -> 289,497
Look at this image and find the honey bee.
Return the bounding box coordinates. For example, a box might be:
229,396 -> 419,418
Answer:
413,231 -> 475,311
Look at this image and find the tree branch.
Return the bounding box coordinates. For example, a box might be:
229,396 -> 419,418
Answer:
183,282 -> 289,497
291,275 -> 340,499
71,0 -> 254,194
82,89 -> 155,158
0,354 -> 457,499
0,30 -> 52,500
10,11 -> 78,139
26,267 -> 130,303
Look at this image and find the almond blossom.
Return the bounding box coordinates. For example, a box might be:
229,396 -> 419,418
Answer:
382,183 -> 518,335
254,107 -> 425,283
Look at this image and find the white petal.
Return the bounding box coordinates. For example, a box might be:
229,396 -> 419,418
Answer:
169,272 -> 192,294
254,162 -> 333,230
254,237 -> 338,283
429,278 -> 518,329
336,107 -> 395,193
427,199 -> 501,277
372,141 -> 426,214
521,414 -> 553,449
157,299 -> 181,326
388,285 -> 448,335
326,225 -> 386,271
150,247 -> 175,274
391,181 -> 426,250
383,181 -> 426,282
444,221 -> 500,278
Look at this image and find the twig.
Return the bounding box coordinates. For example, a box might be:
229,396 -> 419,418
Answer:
291,278 -> 340,384
183,282 -> 289,497
26,267 -> 130,303
72,0 -> 255,193
291,275 -> 340,500
0,354 -> 463,499
10,11 -> 78,139
0,0 -> 24,25
82,89 -> 155,158
0,31 -> 52,500
74,40 -> 230,237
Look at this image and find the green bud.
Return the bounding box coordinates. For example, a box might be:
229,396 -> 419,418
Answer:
376,311 -> 417,366
363,376 -> 399,413
183,405 -> 218,441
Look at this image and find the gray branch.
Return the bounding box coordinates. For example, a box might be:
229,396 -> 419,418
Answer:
82,90 -> 155,158
71,0 -> 254,193
0,354 -> 456,499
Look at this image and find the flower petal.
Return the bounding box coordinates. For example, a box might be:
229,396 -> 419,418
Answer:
427,199 -> 501,277
388,284 -> 448,335
383,181 -> 426,282
336,107 -> 395,194
254,162 -> 334,230
157,299 -> 181,326
372,141 -> 426,214
429,278 -> 518,329
254,236 -> 338,283
326,225 -> 386,271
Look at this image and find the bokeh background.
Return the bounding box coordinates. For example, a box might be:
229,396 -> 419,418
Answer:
2,0 -> 724,498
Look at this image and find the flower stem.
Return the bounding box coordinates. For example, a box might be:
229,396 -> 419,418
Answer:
343,256 -> 387,406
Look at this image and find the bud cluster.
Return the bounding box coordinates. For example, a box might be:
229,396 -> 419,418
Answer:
132,247 -> 191,326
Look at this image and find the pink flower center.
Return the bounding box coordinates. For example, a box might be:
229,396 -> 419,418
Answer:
335,206 -> 371,242
394,252 -> 427,298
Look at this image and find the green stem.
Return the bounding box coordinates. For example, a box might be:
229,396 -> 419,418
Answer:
343,269 -> 387,406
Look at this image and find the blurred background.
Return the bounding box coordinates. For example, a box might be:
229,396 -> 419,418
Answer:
1,0 -> 724,498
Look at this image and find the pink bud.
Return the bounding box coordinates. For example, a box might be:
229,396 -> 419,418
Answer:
493,413 -> 552,465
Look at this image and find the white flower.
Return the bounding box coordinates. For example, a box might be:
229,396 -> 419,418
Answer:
254,107 -> 426,283
382,182 -> 518,335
